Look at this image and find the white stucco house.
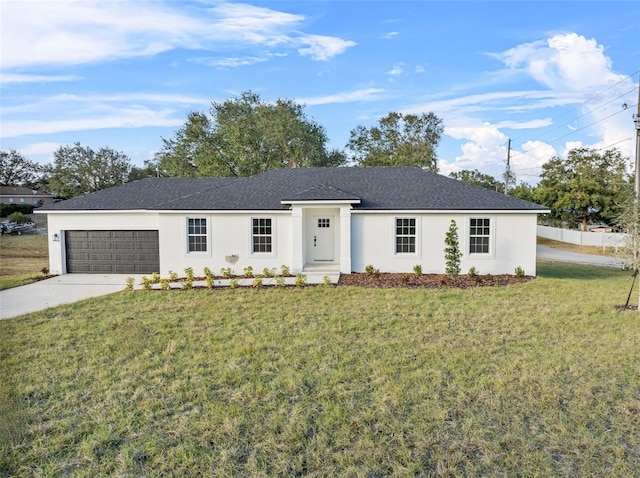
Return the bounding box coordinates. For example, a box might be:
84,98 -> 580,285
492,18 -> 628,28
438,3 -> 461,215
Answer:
42,167 -> 549,277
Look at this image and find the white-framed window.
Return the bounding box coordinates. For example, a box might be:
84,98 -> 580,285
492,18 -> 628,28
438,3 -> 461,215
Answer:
187,218 -> 207,253
252,218 -> 272,253
395,217 -> 416,254
469,218 -> 491,254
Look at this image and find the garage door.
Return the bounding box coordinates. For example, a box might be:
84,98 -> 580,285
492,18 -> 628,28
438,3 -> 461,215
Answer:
65,230 -> 159,274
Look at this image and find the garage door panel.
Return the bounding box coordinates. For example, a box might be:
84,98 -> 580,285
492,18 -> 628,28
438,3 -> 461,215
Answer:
65,230 -> 159,274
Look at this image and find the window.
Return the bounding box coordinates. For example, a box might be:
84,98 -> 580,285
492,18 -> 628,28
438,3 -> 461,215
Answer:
395,218 -> 416,254
318,218 -> 330,228
469,218 -> 490,254
187,218 -> 207,252
252,218 -> 272,253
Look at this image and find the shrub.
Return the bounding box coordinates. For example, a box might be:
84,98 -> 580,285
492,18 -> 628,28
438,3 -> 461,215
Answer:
203,267 -> 213,279
140,276 -> 152,290
124,277 -> 135,291
220,267 -> 233,279
8,211 -> 30,224
205,274 -> 215,289
295,274 -> 307,287
229,278 -> 239,289
515,266 -> 525,278
0,203 -> 33,217
252,277 -> 263,288
413,264 -> 422,276
184,267 -> 195,282
150,272 -> 161,284
322,275 -> 332,286
365,264 -> 375,276
280,264 -> 291,276
168,270 -> 179,281
444,219 -> 462,277
275,276 -> 286,288
181,279 -> 193,290
263,267 -> 276,278
243,266 -> 254,277
160,278 -> 171,290
468,266 -> 478,278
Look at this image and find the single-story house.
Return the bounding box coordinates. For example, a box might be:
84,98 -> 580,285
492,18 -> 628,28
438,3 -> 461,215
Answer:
0,186 -> 55,207
42,166 -> 549,277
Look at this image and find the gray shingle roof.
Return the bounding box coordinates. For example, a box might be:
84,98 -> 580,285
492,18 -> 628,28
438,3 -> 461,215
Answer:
42,167 -> 548,212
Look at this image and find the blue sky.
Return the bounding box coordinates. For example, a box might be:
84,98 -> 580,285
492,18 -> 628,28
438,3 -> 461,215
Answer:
1,0 -> 638,183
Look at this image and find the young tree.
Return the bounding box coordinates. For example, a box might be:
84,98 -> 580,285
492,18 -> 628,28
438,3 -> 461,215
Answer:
615,197 -> 640,310
156,91 -> 345,177
534,147 -> 633,231
449,169 -> 501,191
46,143 -> 131,198
0,150 -> 44,187
444,219 -> 462,276
347,111 -> 443,171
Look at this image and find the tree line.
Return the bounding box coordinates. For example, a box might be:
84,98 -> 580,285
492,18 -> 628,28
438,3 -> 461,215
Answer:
1,90 -> 635,233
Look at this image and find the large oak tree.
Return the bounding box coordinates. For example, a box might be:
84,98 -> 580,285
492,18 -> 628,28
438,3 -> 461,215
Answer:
346,112 -> 443,171
46,143 -> 132,198
534,147 -> 632,231
155,91 -> 345,177
0,150 -> 44,187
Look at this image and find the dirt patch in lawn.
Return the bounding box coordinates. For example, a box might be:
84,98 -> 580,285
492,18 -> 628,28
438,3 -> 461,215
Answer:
338,273 -> 532,289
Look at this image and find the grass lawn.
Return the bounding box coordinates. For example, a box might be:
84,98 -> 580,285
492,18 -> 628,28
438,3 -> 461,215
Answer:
1,261 -> 639,476
0,226 -> 49,290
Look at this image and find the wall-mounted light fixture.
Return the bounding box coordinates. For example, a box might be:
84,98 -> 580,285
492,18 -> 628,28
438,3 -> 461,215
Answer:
52,233 -> 59,242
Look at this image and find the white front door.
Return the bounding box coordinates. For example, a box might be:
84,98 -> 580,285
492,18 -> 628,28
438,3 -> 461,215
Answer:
313,216 -> 334,261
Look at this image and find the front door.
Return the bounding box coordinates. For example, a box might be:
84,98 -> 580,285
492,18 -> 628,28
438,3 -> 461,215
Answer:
313,216 -> 334,261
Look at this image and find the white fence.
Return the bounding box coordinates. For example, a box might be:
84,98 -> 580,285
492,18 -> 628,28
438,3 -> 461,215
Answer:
537,225 -> 627,250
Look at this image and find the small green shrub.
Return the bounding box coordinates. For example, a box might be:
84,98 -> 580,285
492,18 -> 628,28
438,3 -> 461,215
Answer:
413,264 -> 422,276
515,266 -> 525,278
205,274 -> 215,289
220,267 -> 233,279
280,264 -> 291,276
444,219 -> 462,277
229,278 -> 239,289
124,277 -> 135,291
181,279 -> 193,290
168,270 -> 179,281
365,264 -> 375,276
263,267 -> 276,278
295,274 -> 307,287
184,267 -> 195,282
275,276 -> 286,288
468,266 -> 478,278
160,278 -> 171,290
203,267 -> 213,279
252,277 -> 263,288
140,276 -> 152,290
8,211 -> 30,224
150,272 -> 161,284
322,275 -> 332,286
243,266 -> 254,277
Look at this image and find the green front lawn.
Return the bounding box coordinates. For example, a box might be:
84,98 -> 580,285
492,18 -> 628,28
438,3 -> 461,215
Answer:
1,262 -> 639,476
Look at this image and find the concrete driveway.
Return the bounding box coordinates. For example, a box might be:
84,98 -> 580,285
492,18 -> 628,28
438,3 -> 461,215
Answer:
537,245 -> 627,268
0,274 -> 144,320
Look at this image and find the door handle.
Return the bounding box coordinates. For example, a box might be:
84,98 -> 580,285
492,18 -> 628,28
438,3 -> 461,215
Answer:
314,236 -> 317,247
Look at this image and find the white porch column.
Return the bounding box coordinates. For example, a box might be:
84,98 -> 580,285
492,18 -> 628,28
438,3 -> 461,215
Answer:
339,205 -> 352,274
291,206 -> 304,273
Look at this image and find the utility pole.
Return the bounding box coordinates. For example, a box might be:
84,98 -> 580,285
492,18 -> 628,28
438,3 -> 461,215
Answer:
504,138 -> 511,195
633,76 -> 640,310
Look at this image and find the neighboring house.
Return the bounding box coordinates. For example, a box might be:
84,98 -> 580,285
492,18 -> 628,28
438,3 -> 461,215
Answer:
0,186 -> 55,207
42,167 -> 549,276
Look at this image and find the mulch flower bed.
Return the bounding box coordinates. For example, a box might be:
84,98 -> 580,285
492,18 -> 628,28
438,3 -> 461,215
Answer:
337,273 -> 532,289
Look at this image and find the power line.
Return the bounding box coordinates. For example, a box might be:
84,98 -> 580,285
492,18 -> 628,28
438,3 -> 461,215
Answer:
510,69 -> 640,144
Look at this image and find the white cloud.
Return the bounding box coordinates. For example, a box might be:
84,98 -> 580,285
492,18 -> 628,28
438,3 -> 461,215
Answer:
1,0 -> 355,69
297,35 -> 357,61
381,32 -> 399,40
297,88 -> 385,106
17,142 -> 61,164
387,63 -> 404,76
0,73 -> 80,84
1,108 -> 183,138
494,33 -> 623,90
191,56 -> 271,68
